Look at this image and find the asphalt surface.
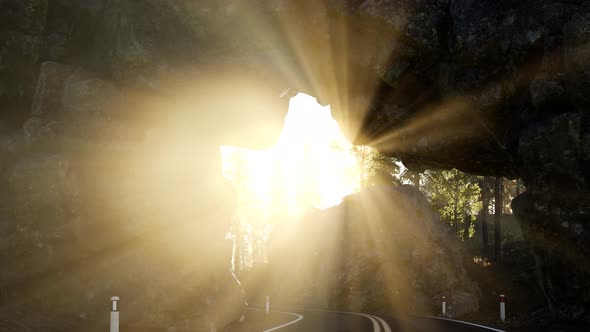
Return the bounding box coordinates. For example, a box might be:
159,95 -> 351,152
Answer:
245,307 -> 505,332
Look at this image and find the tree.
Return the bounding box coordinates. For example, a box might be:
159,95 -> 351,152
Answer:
501,179 -> 524,213
421,169 -> 482,240
479,177 -> 491,253
224,149 -> 250,271
400,168 -> 421,190
243,223 -> 272,267
494,177 -> 503,261
223,148 -> 270,270
351,146 -> 400,188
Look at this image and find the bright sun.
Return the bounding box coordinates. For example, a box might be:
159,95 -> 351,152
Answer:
221,93 -> 360,220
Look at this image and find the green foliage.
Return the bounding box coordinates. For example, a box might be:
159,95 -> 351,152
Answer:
399,167 -> 422,188
351,146 -> 400,188
501,179 -> 523,214
480,177 -> 522,215
421,169 -> 483,240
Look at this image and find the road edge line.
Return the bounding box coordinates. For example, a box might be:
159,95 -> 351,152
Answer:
419,315 -> 506,332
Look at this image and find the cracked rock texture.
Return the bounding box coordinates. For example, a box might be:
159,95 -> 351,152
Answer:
1,0 -> 590,326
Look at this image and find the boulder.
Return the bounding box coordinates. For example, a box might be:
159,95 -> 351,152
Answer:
278,185 -> 480,317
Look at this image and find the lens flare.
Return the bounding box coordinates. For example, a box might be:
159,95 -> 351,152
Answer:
221,93 -> 360,222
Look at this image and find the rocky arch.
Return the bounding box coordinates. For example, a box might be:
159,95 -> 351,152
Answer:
1,0 -> 590,325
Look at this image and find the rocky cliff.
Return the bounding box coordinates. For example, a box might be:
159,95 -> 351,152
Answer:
1,0 -> 590,325
279,185 -> 480,318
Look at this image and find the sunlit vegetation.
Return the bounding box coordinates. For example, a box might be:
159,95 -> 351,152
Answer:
2,0 -> 586,327
221,93 -> 526,271
472,256 -> 493,268
221,93 -> 360,270
351,145 -> 400,188
421,169 -> 483,240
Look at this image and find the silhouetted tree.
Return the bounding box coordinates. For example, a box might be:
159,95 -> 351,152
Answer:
224,148 -> 268,270
225,150 -> 250,271
400,168 -> 421,190
352,146 -> 400,188
480,177 -> 491,254
501,179 -> 523,213
494,177 -> 503,261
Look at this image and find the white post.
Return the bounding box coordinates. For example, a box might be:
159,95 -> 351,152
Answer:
266,296 -> 270,314
110,296 -> 120,332
441,296 -> 446,317
500,294 -> 506,322
210,321 -> 217,332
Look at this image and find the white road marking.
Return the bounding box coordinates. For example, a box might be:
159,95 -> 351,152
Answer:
353,313 -> 381,332
248,308 -> 304,332
369,314 -> 392,332
299,308 -> 389,332
247,306 -> 392,332
421,316 -> 506,332
262,312 -> 304,332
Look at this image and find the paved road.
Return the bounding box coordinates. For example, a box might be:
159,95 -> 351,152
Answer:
246,308 -> 505,332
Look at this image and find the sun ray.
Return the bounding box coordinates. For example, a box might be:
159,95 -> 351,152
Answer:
222,93 -> 360,225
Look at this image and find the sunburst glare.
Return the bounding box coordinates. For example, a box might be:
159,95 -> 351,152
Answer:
221,93 -> 360,221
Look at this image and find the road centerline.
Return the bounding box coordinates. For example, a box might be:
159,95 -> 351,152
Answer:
369,314 -> 392,332
247,308 -> 305,331
299,308 -> 385,332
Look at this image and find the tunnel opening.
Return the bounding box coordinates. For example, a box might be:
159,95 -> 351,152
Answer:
220,92 -> 360,270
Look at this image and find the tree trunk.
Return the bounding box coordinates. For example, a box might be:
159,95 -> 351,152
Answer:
481,177 -> 489,254
494,177 -> 503,261
463,213 -> 472,241
251,232 -> 258,267
453,200 -> 458,235
235,226 -> 242,271
413,172 -> 420,190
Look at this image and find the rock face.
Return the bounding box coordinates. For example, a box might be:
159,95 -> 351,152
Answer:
1,62 -> 240,330
1,0 -> 590,324
278,186 -> 480,317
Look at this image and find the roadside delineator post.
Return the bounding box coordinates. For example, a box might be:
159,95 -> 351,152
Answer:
110,296 -> 120,332
441,296 -> 446,317
500,294 -> 506,322
266,296 -> 270,314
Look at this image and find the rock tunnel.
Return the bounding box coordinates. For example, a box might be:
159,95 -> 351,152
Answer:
1,0 -> 590,326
